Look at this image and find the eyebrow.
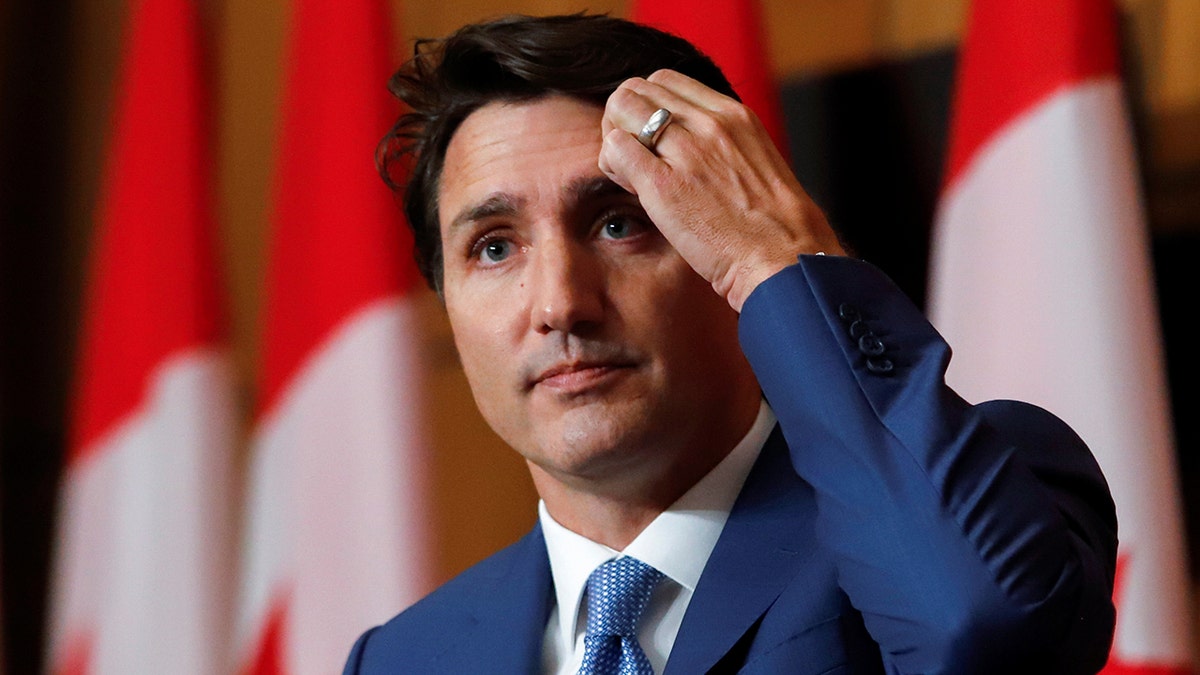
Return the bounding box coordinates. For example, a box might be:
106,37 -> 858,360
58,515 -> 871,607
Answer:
564,175 -> 631,205
446,192 -> 525,236
446,176 -> 633,236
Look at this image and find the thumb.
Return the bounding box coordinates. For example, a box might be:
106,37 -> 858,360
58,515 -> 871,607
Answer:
599,127 -> 668,197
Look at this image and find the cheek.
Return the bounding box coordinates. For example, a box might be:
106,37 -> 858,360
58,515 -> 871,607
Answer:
452,329 -> 519,444
639,255 -> 722,318
647,262 -> 740,357
445,291 -> 525,417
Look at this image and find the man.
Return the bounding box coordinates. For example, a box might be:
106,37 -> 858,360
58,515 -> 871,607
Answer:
344,14 -> 1117,675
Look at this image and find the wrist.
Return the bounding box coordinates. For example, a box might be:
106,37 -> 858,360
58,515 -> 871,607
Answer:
725,258 -> 793,312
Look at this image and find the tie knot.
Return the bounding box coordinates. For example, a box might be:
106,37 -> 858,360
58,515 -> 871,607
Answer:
584,557 -> 664,638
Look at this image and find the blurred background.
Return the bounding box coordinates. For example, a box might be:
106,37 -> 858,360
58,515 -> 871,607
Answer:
1,0 -> 1197,673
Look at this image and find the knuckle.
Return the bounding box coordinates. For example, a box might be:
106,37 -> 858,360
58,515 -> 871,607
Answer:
710,97 -> 750,124
608,85 -> 636,107
621,76 -> 648,93
647,69 -> 675,85
692,112 -> 722,137
606,87 -> 641,118
624,76 -> 652,95
727,102 -> 755,125
600,129 -> 623,155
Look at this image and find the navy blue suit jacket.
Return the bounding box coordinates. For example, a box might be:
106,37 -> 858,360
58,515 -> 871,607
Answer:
344,257 -> 1117,674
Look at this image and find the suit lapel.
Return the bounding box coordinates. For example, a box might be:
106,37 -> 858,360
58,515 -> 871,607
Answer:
443,429 -> 811,674
664,426 -> 812,675
454,525 -> 554,672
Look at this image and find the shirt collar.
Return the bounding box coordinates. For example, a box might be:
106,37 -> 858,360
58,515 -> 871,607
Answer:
538,400 -> 776,650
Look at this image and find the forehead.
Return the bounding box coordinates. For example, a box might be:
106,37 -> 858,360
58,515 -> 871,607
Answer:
438,96 -> 607,230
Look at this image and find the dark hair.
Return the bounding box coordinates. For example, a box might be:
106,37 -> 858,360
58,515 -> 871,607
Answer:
378,13 -> 738,292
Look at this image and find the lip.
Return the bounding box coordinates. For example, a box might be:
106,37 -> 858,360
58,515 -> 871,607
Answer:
532,361 -> 634,393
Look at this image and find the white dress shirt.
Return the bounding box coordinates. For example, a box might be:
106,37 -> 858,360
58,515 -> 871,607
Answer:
540,401 -> 776,675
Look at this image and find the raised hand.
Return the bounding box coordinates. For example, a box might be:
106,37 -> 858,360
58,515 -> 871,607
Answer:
598,69 -> 844,311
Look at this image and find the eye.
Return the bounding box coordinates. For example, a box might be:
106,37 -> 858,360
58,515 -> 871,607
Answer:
598,211 -> 646,240
473,236 -> 514,265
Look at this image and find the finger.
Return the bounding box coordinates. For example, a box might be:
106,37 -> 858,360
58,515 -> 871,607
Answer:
602,77 -> 642,137
645,69 -> 739,113
604,79 -> 700,150
642,69 -> 774,160
641,70 -> 791,176
602,81 -> 679,140
598,126 -> 668,199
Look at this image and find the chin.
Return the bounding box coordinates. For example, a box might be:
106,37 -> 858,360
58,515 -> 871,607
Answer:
534,412 -> 660,479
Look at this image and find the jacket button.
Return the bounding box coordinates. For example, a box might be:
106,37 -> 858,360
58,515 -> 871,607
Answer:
838,303 -> 860,323
849,319 -> 870,339
867,357 -> 894,375
859,335 -> 886,357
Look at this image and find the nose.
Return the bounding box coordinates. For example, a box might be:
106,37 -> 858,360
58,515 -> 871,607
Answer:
528,235 -> 605,335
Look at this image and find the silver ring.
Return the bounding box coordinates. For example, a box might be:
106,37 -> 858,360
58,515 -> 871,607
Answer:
636,108 -> 673,151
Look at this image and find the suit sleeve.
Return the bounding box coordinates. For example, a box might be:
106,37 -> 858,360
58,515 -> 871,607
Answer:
738,255 -> 1117,675
342,626 -> 376,675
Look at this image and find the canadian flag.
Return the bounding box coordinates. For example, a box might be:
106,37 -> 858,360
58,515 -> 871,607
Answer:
234,0 -> 431,673
628,0 -> 788,157
928,1 -> 1194,672
45,0 -> 235,673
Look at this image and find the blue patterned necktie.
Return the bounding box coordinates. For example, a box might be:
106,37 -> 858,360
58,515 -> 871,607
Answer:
577,557 -> 665,675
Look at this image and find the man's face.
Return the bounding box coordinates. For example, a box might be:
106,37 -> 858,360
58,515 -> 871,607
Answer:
437,96 -> 759,490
